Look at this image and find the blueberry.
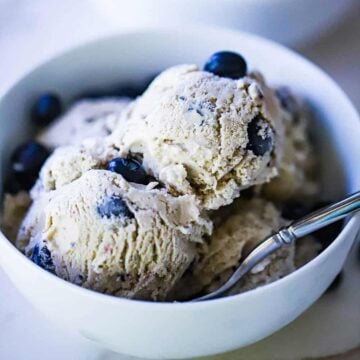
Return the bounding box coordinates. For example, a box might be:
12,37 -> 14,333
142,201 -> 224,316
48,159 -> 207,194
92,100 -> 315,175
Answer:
97,196 -> 134,219
246,117 -> 273,156
31,93 -> 62,126
281,201 -> 311,220
31,244 -> 55,273
204,51 -> 247,79
9,141 -> 50,191
325,272 -> 343,293
107,157 -> 148,184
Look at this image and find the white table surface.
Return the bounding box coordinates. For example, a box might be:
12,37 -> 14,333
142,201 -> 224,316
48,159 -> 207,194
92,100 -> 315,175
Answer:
0,2 -> 359,359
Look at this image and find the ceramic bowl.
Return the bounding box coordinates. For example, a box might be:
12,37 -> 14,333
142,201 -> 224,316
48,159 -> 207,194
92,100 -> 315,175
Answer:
0,28 -> 359,359
92,0 -> 356,45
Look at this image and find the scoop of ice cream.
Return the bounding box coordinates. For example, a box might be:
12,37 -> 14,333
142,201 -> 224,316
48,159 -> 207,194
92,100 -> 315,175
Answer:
169,198 -> 295,300
262,88 -> 318,202
17,170 -> 211,300
111,65 -> 284,210
35,137 -> 122,194
38,98 -> 130,149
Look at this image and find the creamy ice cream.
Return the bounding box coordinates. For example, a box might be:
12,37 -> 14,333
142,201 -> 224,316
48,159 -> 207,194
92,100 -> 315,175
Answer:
169,198 -> 295,300
1,53 -> 321,302
17,170 -> 211,300
35,137 -> 122,194
38,98 -> 130,149
262,87 -> 318,202
111,65 -> 284,210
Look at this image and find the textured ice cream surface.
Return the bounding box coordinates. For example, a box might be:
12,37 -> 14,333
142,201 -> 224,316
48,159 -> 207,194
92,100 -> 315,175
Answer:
111,65 -> 284,210
0,59 -> 322,302
169,198 -> 295,300
34,137 -> 123,195
37,98 -> 130,149
17,170 -> 211,300
262,87 -> 318,202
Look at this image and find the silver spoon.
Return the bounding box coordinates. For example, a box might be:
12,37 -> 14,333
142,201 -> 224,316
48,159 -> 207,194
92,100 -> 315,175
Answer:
191,191 -> 360,302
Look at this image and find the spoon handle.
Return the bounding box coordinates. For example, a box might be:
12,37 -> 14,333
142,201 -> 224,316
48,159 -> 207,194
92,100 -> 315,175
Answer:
276,191 -> 360,246
191,191 -> 360,302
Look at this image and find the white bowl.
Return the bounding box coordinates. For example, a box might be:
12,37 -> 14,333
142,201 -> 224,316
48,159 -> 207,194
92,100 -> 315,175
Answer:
92,0 -> 356,46
0,28 -> 359,359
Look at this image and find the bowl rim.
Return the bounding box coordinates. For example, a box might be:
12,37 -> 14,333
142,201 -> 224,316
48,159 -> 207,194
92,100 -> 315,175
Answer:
0,26 -> 359,310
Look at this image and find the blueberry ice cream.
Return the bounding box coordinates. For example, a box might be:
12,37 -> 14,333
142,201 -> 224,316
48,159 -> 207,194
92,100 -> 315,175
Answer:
1,51 -> 320,301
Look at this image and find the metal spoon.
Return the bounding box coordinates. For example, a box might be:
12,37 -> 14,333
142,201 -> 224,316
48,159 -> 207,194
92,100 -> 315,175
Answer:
191,191 -> 360,302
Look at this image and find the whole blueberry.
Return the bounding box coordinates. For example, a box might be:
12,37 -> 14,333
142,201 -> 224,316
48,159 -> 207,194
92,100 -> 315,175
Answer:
10,141 -> 50,190
281,201 -> 311,220
107,157 -> 148,184
31,93 -> 62,126
31,244 -> 55,273
97,196 -> 134,220
246,117 -> 273,156
204,51 -> 247,79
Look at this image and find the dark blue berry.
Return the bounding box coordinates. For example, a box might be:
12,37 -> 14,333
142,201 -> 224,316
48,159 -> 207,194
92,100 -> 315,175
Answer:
10,141 -> 50,191
281,201 -> 311,220
246,117 -> 273,156
204,51 -> 247,79
107,157 -> 148,184
31,244 -> 55,273
31,93 -> 62,126
97,196 -> 134,219
325,272 -> 343,293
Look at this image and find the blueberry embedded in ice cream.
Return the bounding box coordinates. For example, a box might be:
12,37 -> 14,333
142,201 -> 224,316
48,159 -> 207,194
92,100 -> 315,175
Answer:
246,117 -> 273,156
204,51 -> 247,79
10,141 -> 50,190
97,196 -> 134,219
31,244 -> 55,273
31,93 -> 62,126
107,157 -> 148,184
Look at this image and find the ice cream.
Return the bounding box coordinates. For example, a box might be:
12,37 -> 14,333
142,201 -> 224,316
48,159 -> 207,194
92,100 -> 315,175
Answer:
38,98 -> 131,149
262,87 -> 318,202
1,52 -> 321,302
17,170 -> 211,300
111,65 -> 284,210
168,198 -> 295,300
